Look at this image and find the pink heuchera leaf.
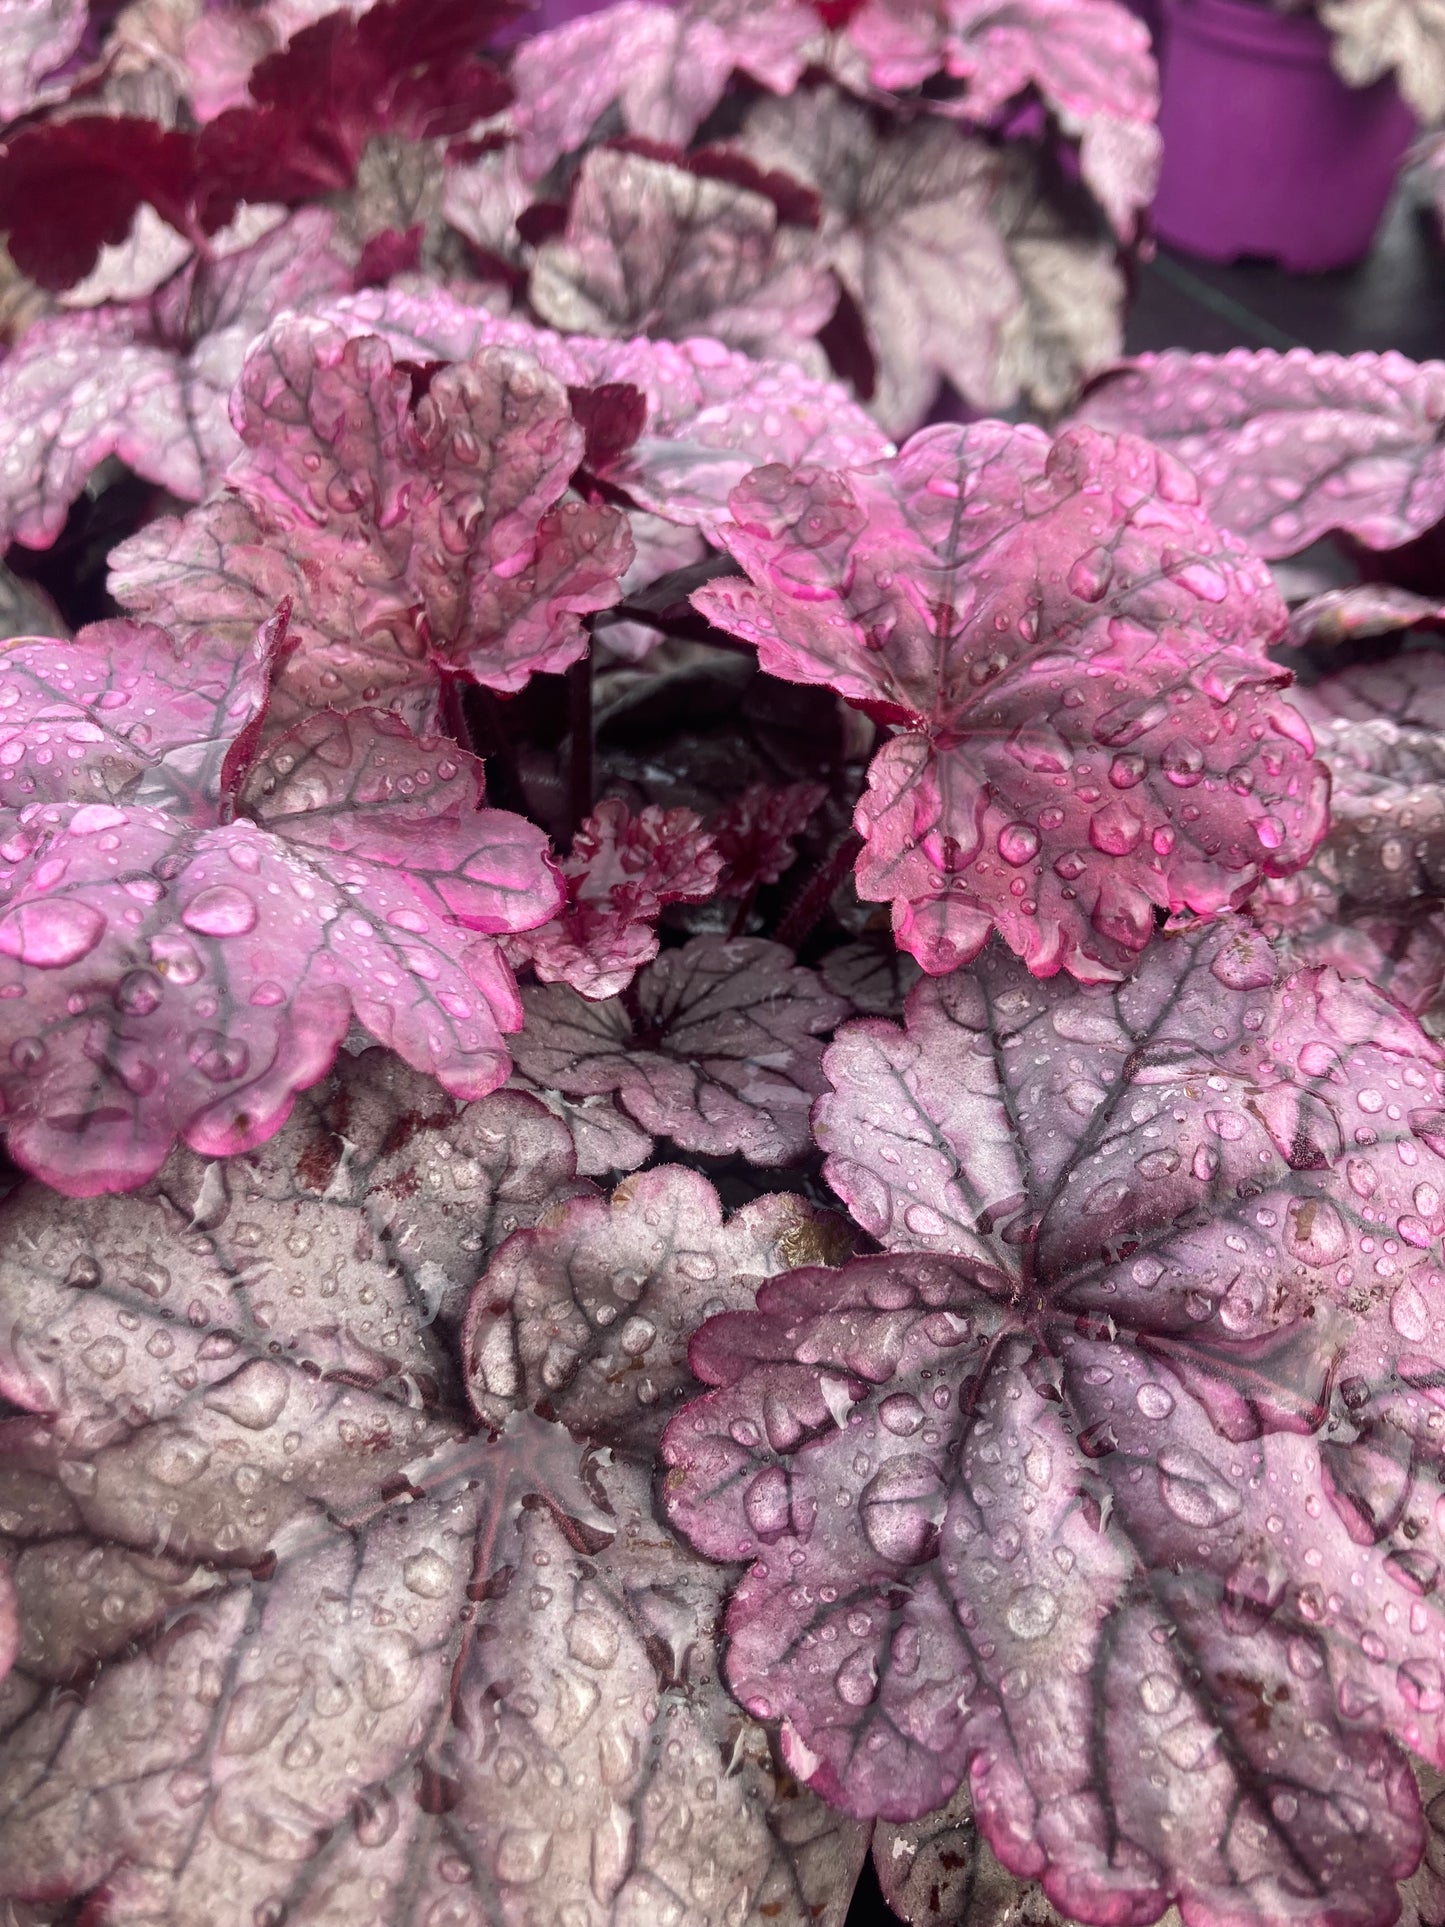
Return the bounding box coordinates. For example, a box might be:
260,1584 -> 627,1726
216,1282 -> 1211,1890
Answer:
309,285 -> 892,537
663,918 -> 1445,1925
110,315 -> 633,727
511,934 -> 849,1164
0,704 -> 560,1193
1076,349 -> 1445,560
696,423 -> 1327,982
508,0 -> 820,182
843,0 -> 1160,238
0,208 -> 356,550
465,1163 -> 852,1449
0,614 -> 288,819
528,144 -> 836,370
508,798 -> 722,1001
1286,584 -> 1445,650
0,0 -> 88,124
735,88 -> 1124,434
710,780 -> 826,895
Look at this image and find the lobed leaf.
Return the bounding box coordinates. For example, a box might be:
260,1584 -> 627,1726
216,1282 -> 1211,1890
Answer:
1077,349 -> 1445,560
0,708 -> 560,1192
505,1066 -> 656,1176
308,285 -> 892,537
508,0 -> 820,181
508,797 -> 722,1001
710,779 -> 827,897
1318,0 -> 1445,123
0,209 -> 356,551
529,144 -> 836,367
664,919 -> 1445,1925
696,422 -> 1326,981
511,934 -> 849,1165
465,1162 -> 852,1450
111,317 -> 633,726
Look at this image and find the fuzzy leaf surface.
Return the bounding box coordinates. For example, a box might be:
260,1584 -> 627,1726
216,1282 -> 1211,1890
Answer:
505,1068 -> 656,1177
1077,350 -> 1445,560
664,919 -> 1445,1926
696,423 -> 1325,981
529,145 -> 835,366
508,798 -> 722,1001
0,709 -> 559,1192
465,1163 -> 852,1449
0,209 -> 356,550
1318,0 -> 1445,122
511,934 -> 848,1164
309,286 -> 891,536
509,0 -> 820,181
110,316 -> 632,725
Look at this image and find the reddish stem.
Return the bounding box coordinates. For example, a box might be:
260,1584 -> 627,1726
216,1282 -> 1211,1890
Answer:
775,828 -> 864,952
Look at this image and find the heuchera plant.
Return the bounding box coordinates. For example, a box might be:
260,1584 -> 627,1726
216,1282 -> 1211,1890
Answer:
12,3 -> 1445,1926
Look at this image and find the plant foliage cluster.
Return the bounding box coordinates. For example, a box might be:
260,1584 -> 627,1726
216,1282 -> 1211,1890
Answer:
3,4 -> 1445,1927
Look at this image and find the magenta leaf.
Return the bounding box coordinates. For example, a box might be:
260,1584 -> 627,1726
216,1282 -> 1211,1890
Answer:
511,934 -> 849,1165
508,0 -> 820,182
735,88 -> 1125,433
1287,584 -> 1445,650
110,315 -> 633,726
465,1163 -> 852,1449
0,613 -> 288,819
696,423 -> 1326,981
508,797 -> 723,1001
0,0 -> 89,124
1077,349 -> 1445,560
0,208 -> 356,550
843,0 -> 1160,238
664,918 -> 1445,1925
0,706 -> 560,1193
711,780 -> 827,896
528,145 -> 836,368
310,285 -> 892,536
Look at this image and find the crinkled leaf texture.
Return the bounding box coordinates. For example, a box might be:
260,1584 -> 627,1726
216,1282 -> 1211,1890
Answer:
0,1079 -> 865,1927
843,0 -> 1161,239
735,87 -> 1125,435
0,208 -> 356,550
300,285 -> 892,537
711,780 -> 827,895
696,422 -> 1326,982
110,313 -> 633,727
0,621 -> 560,1192
508,798 -> 722,1000
528,144 -> 836,368
508,0 -> 820,181
1077,349 -> 1445,560
465,1162 -> 853,1449
0,0 -> 87,123
511,934 -> 849,1165
664,918 -> 1445,1927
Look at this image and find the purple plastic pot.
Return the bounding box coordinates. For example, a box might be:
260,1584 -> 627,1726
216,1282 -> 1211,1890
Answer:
1153,0 -> 1415,271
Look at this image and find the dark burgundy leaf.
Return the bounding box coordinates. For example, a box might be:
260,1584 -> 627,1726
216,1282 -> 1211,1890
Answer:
710,780 -> 827,896
696,423 -> 1327,981
567,379 -> 648,474
511,934 -> 849,1165
352,220 -> 424,287
664,919 -> 1445,1925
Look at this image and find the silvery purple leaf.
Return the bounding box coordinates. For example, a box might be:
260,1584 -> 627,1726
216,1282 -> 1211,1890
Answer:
508,0 -> 820,181
0,209 -> 356,551
1077,349 -> 1445,560
664,918 -> 1445,1926
528,145 -> 836,368
511,935 -> 849,1165
696,423 -> 1326,982
1287,585 -> 1445,650
0,0 -> 87,124
465,1163 -> 852,1450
